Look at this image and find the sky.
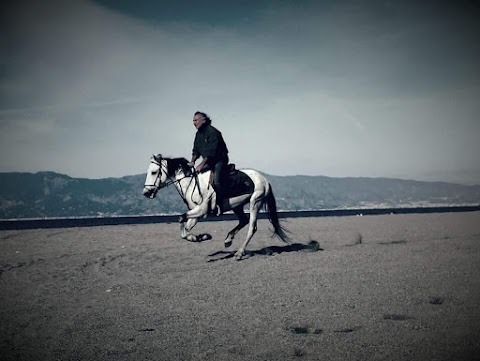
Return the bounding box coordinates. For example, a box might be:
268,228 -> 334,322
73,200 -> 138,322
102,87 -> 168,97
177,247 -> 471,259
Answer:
1,0 -> 479,184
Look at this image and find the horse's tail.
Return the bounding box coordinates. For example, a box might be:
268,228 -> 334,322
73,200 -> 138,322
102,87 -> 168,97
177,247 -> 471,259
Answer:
265,185 -> 290,243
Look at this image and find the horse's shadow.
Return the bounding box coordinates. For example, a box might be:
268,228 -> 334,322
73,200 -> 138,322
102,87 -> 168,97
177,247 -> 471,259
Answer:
207,240 -> 323,262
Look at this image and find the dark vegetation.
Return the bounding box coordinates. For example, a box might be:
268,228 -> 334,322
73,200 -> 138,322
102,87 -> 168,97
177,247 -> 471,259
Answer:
1,171 -> 479,219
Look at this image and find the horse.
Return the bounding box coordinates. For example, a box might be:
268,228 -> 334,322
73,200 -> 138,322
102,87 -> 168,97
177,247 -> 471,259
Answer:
142,154 -> 289,260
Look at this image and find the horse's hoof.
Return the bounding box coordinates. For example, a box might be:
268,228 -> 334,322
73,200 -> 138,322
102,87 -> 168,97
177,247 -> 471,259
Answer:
234,252 -> 243,261
186,235 -> 198,242
224,240 -> 232,248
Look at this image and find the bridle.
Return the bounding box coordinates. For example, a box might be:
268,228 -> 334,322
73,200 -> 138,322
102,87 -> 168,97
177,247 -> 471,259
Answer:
144,158 -> 173,189
144,157 -> 204,205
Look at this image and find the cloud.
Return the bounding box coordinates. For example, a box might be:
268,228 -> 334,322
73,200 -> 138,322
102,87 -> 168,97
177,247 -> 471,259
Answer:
1,0 -> 479,182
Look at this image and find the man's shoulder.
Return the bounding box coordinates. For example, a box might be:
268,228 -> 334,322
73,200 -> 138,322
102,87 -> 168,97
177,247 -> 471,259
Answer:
207,124 -> 221,134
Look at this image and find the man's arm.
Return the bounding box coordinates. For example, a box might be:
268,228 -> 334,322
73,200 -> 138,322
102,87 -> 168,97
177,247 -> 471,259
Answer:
188,154 -> 199,168
195,156 -> 209,172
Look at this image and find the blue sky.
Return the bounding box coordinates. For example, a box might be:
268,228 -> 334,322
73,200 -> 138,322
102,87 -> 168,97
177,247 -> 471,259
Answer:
1,0 -> 479,184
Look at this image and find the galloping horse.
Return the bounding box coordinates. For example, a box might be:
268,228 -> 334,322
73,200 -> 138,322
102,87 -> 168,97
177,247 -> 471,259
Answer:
143,154 -> 289,260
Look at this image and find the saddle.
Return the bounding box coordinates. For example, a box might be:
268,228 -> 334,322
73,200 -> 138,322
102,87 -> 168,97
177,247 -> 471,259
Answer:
202,164 -> 254,198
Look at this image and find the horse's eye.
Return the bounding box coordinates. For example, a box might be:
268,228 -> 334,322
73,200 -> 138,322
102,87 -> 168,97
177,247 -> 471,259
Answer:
151,170 -> 158,175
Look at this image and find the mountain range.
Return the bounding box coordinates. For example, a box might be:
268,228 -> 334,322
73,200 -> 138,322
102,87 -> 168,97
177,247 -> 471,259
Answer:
1,171 -> 479,219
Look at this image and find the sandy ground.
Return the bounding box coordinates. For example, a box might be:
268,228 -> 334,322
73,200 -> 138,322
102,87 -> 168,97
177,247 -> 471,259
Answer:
1,212 -> 480,361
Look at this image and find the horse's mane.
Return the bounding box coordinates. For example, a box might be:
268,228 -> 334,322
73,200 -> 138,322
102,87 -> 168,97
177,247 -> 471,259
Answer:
165,157 -> 191,177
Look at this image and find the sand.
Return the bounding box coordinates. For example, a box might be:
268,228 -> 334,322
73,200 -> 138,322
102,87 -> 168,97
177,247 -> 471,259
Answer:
1,212 -> 480,360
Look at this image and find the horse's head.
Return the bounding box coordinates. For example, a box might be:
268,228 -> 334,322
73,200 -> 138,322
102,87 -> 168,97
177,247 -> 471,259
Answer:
143,154 -> 168,199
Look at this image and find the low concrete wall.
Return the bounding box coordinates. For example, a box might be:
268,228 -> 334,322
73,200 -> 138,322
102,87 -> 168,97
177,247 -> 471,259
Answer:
1,205 -> 479,231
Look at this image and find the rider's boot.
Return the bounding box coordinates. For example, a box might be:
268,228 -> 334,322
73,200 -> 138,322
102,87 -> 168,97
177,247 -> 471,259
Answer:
215,184 -> 224,216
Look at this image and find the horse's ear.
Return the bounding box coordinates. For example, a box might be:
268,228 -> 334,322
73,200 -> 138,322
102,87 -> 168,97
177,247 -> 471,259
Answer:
153,153 -> 162,162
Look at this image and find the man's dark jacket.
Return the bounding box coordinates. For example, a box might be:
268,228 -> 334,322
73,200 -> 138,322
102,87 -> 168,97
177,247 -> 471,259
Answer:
192,123 -> 229,165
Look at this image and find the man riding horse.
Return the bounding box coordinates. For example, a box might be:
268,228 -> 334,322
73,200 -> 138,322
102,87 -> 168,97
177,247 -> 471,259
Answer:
188,111 -> 229,216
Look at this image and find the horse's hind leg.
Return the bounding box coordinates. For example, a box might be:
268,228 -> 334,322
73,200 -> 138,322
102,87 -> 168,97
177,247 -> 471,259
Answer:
224,206 -> 249,248
234,196 -> 263,260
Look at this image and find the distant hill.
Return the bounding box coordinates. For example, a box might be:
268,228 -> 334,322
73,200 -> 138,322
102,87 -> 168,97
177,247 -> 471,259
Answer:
0,171 -> 479,219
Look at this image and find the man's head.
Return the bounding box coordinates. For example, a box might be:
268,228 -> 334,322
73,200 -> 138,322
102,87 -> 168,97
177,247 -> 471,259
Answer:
193,111 -> 212,129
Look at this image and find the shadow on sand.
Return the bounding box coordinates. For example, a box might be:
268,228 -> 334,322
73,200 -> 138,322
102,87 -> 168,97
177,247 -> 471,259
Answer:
207,240 -> 322,262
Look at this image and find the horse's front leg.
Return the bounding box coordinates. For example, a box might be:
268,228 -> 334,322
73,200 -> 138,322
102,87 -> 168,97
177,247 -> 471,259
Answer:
180,217 -> 200,242
179,202 -> 211,242
185,201 -> 210,219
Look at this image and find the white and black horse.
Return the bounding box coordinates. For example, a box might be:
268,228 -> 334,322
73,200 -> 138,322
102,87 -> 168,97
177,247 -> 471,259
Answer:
143,154 -> 289,260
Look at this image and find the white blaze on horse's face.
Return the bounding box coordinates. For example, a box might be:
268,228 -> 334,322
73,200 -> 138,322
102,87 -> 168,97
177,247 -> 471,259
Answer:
143,157 -> 167,199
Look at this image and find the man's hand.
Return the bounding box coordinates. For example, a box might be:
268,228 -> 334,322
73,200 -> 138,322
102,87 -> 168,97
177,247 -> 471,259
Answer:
194,157 -> 208,173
